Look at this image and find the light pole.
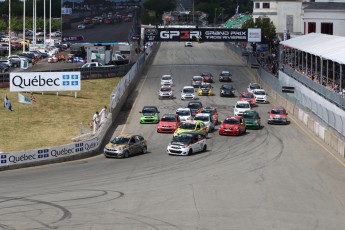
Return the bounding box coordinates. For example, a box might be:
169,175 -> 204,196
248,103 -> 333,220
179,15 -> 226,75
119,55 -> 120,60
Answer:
214,8 -> 217,26
192,0 -> 194,25
49,0 -> 51,41
23,0 -> 26,52
8,0 -> 11,56
44,0 -> 46,45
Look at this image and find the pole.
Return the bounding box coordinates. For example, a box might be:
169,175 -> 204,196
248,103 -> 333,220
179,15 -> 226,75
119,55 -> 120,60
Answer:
44,0 -> 46,46
214,8 -> 217,26
192,0 -> 194,25
9,0 -> 11,56
49,0 -> 51,41
23,0 -> 26,52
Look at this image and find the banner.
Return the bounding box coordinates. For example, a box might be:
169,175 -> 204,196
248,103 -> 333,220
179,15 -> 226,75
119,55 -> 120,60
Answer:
144,28 -> 249,42
10,72 -> 81,92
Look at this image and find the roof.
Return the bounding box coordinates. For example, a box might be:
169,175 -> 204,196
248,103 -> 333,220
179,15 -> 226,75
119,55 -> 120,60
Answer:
280,33 -> 345,64
304,2 -> 345,11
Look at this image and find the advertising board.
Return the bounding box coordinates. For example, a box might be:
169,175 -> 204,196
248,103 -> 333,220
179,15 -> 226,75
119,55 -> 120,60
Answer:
248,28 -> 262,42
0,137 -> 98,167
10,72 -> 81,92
144,28 -> 249,42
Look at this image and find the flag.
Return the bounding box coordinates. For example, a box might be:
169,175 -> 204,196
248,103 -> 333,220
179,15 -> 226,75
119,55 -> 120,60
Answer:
30,92 -> 36,103
18,93 -> 32,105
4,95 -> 13,111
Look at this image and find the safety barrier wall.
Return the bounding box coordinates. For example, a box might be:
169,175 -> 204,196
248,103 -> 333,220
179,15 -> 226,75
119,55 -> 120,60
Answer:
225,42 -> 345,158
0,44 -> 160,171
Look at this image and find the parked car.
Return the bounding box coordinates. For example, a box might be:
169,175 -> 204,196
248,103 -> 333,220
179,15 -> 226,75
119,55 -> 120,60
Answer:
5,56 -> 20,68
219,116 -> 246,136
0,63 -> 10,72
167,132 -> 207,156
0,58 -> 12,67
267,106 -> 289,125
104,134 -> 147,158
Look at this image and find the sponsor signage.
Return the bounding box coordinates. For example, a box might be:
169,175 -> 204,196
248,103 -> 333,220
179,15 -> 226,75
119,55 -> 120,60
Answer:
131,35 -> 141,40
144,28 -> 248,42
62,35 -> 84,42
248,28 -> 262,42
0,137 -> 98,166
10,72 -> 81,92
61,8 -> 72,15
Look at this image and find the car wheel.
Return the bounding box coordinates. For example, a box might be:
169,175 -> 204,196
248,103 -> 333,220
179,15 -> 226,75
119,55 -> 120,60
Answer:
124,150 -> 129,158
188,148 -> 193,156
142,146 -> 147,154
202,144 -> 207,152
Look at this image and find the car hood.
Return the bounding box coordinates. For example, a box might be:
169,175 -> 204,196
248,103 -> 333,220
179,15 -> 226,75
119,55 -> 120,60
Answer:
270,114 -> 286,118
222,124 -> 239,128
159,121 -> 176,126
105,143 -> 127,149
170,141 -> 187,146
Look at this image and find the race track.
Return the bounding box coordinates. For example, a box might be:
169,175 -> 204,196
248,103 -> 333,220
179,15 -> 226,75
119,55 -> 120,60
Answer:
1,42 -> 345,230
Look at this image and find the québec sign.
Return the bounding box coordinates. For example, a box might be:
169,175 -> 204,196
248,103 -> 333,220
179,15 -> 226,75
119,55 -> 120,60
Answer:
144,28 -> 261,42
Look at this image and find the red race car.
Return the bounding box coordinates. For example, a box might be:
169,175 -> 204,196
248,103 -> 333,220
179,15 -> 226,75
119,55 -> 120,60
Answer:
219,116 -> 246,136
196,106 -> 219,125
201,72 -> 214,83
157,114 -> 180,133
267,106 -> 289,125
239,91 -> 255,107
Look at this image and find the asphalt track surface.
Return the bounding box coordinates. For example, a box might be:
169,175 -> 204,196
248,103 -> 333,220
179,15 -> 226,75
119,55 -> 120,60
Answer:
1,42 -> 345,230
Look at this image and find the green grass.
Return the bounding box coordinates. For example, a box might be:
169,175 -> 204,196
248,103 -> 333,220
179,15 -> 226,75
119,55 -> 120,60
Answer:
0,77 -> 121,152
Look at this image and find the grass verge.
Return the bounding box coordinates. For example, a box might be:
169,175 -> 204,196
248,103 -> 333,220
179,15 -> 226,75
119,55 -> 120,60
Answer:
0,77 -> 121,152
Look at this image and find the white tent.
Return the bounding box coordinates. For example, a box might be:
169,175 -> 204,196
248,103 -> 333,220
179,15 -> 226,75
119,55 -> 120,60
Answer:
280,33 -> 345,64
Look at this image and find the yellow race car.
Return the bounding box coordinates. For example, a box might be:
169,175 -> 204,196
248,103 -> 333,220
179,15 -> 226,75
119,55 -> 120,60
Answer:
197,83 -> 213,96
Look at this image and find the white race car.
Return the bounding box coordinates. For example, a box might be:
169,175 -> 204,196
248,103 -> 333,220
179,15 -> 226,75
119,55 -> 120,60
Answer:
167,132 -> 207,156
160,74 -> 173,86
181,86 -> 196,100
233,101 -> 251,116
176,108 -> 192,122
247,83 -> 261,93
193,113 -> 215,132
253,89 -> 268,103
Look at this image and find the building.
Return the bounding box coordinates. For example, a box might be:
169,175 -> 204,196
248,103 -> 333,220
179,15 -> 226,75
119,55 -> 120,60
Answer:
252,0 -> 345,36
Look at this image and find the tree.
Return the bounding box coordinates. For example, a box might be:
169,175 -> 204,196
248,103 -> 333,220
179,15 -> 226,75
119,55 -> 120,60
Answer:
242,16 -> 277,40
143,0 -> 177,18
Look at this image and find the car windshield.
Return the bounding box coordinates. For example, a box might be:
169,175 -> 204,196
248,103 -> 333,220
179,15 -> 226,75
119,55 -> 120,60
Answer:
224,118 -> 239,124
193,76 -> 202,81
111,137 -> 130,144
176,110 -> 190,116
271,109 -> 285,115
142,108 -> 157,113
201,109 -> 214,115
162,76 -> 172,80
255,91 -> 266,95
194,116 -> 209,122
183,88 -> 194,93
236,103 -> 250,108
161,116 -> 176,122
160,87 -> 171,92
188,103 -> 202,109
242,112 -> 256,119
222,85 -> 233,90
250,84 -> 261,89
172,134 -> 193,144
242,93 -> 254,98
179,123 -> 196,129
202,72 -> 211,76
221,72 -> 231,76
201,85 -> 211,89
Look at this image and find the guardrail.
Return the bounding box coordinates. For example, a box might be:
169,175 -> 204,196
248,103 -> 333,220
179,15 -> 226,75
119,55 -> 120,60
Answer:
0,44 -> 160,171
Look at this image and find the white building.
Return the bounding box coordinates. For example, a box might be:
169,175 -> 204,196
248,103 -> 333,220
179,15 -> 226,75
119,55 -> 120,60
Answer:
252,0 -> 345,36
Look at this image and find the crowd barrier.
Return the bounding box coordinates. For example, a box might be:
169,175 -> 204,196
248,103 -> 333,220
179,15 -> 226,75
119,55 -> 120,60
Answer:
0,44 -> 160,171
225,43 -> 345,158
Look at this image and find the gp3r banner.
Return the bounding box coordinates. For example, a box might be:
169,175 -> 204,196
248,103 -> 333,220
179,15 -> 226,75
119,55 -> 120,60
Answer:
10,72 -> 81,92
144,28 -> 249,42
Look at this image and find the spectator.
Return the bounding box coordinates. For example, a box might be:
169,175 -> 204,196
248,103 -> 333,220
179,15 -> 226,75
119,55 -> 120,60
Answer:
93,111 -> 99,134
99,106 -> 108,125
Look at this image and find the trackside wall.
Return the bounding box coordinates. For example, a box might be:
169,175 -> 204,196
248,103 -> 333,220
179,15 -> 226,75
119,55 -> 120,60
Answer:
0,44 -> 160,171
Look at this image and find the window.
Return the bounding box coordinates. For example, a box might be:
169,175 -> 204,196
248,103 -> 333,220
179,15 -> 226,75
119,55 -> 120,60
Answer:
263,3 -> 270,8
308,22 -> 316,33
321,23 -> 333,35
255,3 -> 260,8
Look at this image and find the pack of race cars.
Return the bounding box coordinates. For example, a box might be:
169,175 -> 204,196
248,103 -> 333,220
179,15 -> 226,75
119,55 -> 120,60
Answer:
104,72 -> 289,158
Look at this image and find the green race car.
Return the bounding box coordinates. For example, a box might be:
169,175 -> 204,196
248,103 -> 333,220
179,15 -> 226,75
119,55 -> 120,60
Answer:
140,106 -> 160,124
242,110 -> 261,129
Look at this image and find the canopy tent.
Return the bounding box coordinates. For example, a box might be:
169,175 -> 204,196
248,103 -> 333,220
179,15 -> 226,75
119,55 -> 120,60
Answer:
280,33 -> 345,64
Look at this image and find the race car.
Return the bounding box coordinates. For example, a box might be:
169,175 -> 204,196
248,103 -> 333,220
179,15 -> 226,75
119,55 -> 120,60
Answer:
161,74 -> 173,86
158,85 -> 174,99
219,71 -> 232,82
157,114 -> 180,133
201,72 -> 214,83
239,91 -> 255,107
220,84 -> 236,97
167,132 -> 207,156
191,75 -> 204,88
242,110 -> 261,129
247,83 -> 261,93
104,134 -> 147,158
196,106 -> 219,125
253,89 -> 268,103
181,86 -> 196,100
219,116 -> 246,136
173,120 -> 207,137
139,106 -> 160,124
197,83 -> 213,96
176,108 -> 192,122
267,106 -> 289,125
233,101 -> 251,116
193,113 -> 215,132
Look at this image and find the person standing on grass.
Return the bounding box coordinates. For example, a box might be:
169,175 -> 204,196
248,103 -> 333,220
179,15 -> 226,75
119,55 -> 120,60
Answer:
93,111 -> 99,134
99,106 -> 107,125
